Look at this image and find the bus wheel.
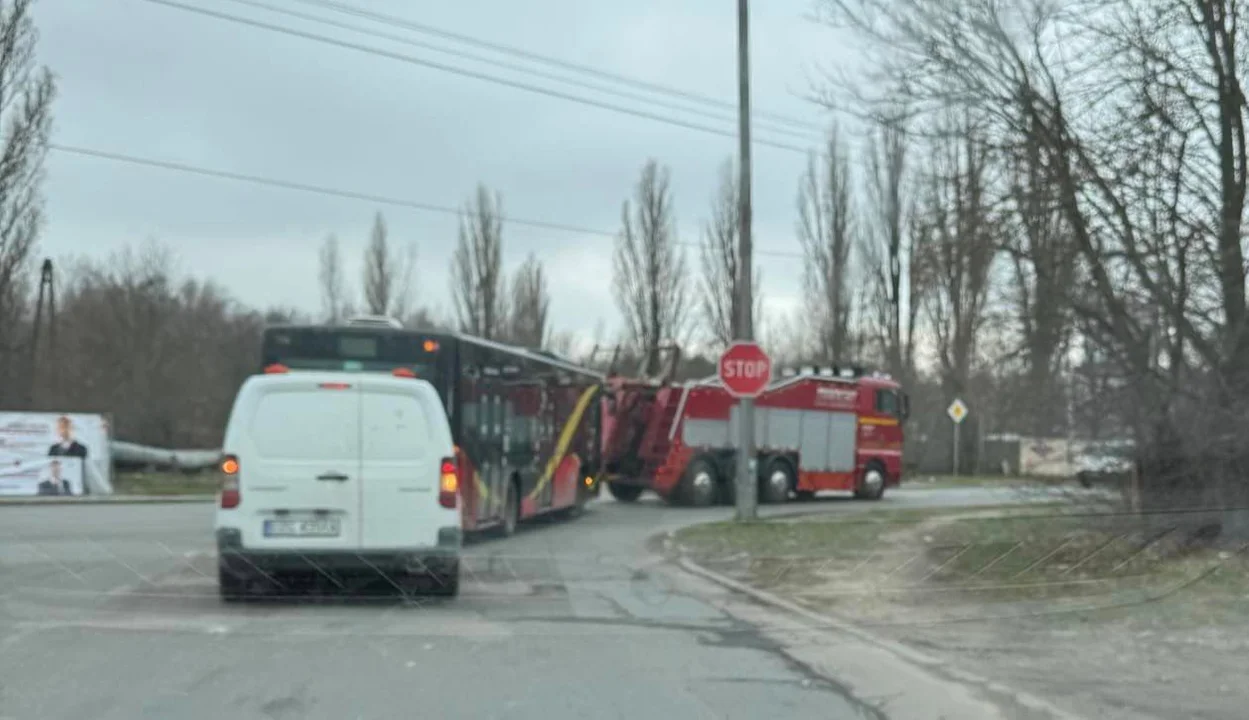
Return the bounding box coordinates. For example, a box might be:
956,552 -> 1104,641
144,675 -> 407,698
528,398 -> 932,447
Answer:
607,482 -> 644,503
680,458 -> 718,507
855,463 -> 887,501
759,459 -> 793,504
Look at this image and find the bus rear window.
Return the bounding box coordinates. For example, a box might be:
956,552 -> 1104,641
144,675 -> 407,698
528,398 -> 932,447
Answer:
260,327 -> 450,404
338,336 -> 378,358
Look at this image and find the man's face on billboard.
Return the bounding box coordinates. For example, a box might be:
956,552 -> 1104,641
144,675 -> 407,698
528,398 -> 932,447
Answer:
56,417 -> 72,442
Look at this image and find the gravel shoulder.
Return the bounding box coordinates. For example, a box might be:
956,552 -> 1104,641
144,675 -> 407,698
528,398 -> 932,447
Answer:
674,504 -> 1249,720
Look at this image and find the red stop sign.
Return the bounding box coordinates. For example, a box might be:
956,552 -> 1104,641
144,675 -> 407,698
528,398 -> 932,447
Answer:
718,341 -> 772,397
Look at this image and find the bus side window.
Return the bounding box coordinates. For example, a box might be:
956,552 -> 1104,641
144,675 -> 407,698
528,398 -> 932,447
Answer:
493,395 -> 503,438
459,372 -> 479,447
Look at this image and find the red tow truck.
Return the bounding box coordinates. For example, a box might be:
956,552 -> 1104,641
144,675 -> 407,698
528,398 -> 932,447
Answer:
598,362 -> 908,506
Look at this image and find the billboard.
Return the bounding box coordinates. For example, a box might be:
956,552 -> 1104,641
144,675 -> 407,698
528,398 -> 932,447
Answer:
0,413 -> 112,495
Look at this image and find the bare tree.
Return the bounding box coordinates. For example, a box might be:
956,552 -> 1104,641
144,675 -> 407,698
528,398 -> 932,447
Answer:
361,212 -> 393,316
698,159 -> 761,347
508,253 -> 549,347
763,305 -> 816,368
816,0 -> 1249,519
917,114 -> 997,400
862,113 -> 922,380
46,242 -> 263,447
360,212 -> 417,319
318,233 -> 347,324
451,184 -> 508,340
1002,100 -> 1076,436
0,0 -> 55,406
613,159 -> 690,375
798,125 -> 857,363
390,241 -> 418,320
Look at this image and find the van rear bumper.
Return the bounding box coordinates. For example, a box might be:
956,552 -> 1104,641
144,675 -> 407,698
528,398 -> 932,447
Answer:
216,527 -> 460,575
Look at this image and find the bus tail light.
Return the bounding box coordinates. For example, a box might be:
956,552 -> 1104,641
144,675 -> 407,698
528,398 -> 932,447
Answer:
220,454 -> 241,509
438,458 -> 458,509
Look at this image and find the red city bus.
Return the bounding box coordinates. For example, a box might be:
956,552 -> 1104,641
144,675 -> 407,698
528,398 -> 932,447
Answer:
260,320 -> 603,534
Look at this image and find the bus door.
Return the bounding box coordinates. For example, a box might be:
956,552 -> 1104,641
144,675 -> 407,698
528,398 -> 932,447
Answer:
534,382 -> 556,510
478,386 -> 507,525
496,393 -> 513,518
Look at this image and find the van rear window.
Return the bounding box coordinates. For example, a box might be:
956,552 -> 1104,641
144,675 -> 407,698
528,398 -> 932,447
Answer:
360,392 -> 435,462
250,391 -> 359,461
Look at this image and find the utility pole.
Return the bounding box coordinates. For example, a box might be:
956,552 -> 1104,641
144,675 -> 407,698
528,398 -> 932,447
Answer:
27,259 -> 56,408
735,0 -> 757,521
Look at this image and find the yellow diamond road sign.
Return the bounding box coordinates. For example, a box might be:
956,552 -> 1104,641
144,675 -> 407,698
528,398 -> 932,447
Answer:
947,398 -> 968,424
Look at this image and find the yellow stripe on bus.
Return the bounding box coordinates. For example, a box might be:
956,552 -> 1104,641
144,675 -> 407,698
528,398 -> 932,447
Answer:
527,385 -> 599,502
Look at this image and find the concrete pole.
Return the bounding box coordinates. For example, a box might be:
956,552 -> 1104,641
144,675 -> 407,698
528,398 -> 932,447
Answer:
735,0 -> 757,521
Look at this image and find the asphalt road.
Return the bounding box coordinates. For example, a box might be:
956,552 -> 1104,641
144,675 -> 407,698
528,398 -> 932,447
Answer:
0,487 -> 1053,720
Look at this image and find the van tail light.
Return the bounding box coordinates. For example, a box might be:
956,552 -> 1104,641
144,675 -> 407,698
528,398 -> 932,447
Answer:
392,367 -> 417,378
220,454 -> 241,509
438,457 -> 458,509
264,363 -> 289,374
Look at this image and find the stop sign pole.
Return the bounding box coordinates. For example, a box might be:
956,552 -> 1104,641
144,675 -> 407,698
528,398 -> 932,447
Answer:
734,0 -> 756,522
720,343 -> 770,521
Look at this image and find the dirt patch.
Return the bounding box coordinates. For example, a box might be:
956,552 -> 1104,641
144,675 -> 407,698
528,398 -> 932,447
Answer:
675,506 -> 1249,720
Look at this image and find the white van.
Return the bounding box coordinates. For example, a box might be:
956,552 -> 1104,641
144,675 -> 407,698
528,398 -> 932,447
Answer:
215,369 -> 461,599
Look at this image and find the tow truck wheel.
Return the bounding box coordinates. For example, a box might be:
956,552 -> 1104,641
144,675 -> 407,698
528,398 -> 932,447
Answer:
759,459 -> 793,504
680,458 -> 718,507
855,463 -> 887,500
607,482 -> 644,503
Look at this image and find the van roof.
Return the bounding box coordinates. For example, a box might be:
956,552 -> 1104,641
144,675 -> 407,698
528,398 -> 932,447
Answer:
243,370 -> 437,392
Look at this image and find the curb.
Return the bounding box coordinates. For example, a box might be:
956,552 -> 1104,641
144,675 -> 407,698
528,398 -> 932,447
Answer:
676,553 -> 1085,720
0,494 -> 216,506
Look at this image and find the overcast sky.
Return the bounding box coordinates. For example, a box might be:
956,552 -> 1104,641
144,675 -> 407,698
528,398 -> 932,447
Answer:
34,0 -> 853,344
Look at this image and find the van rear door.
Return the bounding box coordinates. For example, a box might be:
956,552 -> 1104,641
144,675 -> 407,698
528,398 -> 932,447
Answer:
237,376 -> 362,551
358,376 -> 451,550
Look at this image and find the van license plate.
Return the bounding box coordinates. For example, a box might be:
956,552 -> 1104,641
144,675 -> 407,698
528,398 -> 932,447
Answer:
264,519 -> 340,537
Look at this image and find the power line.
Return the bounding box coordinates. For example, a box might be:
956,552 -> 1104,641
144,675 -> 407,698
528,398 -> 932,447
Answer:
218,0 -> 823,145
141,0 -> 812,156
285,0 -> 826,135
49,143 -> 808,260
